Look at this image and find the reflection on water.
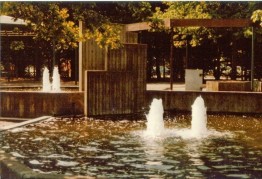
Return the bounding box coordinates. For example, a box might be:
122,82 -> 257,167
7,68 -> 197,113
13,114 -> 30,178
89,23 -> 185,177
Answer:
0,114 -> 262,178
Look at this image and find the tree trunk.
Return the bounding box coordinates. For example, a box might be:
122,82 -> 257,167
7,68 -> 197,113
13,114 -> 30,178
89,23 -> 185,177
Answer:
231,40 -> 237,80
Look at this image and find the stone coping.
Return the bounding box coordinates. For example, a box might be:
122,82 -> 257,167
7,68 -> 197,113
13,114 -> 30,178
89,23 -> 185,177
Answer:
0,116 -> 52,132
0,150 -> 94,178
0,116 -> 94,179
0,117 -> 29,122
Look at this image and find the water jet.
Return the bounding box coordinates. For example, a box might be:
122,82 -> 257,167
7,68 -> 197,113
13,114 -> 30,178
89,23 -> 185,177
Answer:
145,98 -> 164,137
191,96 -> 207,137
42,67 -> 51,92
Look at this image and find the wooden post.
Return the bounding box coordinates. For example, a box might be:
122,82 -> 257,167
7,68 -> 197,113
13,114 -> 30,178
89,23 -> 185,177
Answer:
79,21 -> 83,91
84,70 -> 88,116
185,39 -> 189,69
52,39 -> 56,69
170,28 -> 174,90
74,48 -> 78,85
251,26 -> 255,91
105,46 -> 108,71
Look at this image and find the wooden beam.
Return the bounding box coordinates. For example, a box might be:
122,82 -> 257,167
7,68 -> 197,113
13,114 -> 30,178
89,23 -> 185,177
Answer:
170,19 -> 253,27
125,19 -> 171,32
125,19 -> 255,32
125,22 -> 150,32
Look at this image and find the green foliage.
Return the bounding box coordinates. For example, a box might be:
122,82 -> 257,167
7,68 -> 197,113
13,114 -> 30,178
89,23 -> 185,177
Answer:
1,2 -> 79,52
251,9 -> 262,43
1,2 -> 153,52
150,2 -> 262,48
84,24 -> 123,49
150,2 -> 212,48
251,9 -> 262,26
10,41 -> 24,51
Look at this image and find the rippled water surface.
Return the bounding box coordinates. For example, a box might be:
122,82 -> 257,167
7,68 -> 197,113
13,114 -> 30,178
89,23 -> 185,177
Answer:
0,114 -> 262,178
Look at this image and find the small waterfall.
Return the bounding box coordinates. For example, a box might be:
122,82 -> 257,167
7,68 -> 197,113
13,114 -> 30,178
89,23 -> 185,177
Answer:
146,98 -> 165,137
42,67 -> 51,92
52,66 -> 61,92
191,96 -> 207,137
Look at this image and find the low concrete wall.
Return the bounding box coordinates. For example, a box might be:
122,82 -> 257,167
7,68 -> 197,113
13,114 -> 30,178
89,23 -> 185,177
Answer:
206,81 -> 251,91
146,90 -> 262,114
0,150 -> 73,179
0,91 -> 84,118
1,90 -> 261,118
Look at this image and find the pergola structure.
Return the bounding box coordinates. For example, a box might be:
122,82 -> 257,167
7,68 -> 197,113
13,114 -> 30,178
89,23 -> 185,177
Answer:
125,18 -> 257,90
0,16 -> 36,80
0,15 -> 34,37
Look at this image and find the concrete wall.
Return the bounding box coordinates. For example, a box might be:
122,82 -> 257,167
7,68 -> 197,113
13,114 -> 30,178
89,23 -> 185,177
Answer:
146,91 -> 262,114
0,91 -> 84,118
206,81 -> 251,91
0,151 -> 66,179
1,90 -> 261,118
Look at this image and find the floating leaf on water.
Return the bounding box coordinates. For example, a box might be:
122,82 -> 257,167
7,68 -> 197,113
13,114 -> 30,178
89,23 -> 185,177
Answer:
118,147 -> 133,151
197,165 -> 211,171
29,160 -> 43,165
56,160 -> 79,167
120,158 -> 137,163
146,164 -> 174,170
108,162 -> 125,167
1,146 -> 10,149
78,146 -> 98,152
163,159 -> 180,164
210,158 -> 224,162
10,152 -> 26,158
130,163 -> 145,169
226,174 -> 250,178
46,154 -> 73,159
32,137 -> 44,141
95,154 -> 113,159
164,170 -> 183,174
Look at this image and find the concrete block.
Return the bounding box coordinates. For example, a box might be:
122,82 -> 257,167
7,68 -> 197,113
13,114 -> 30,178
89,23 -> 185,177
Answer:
185,69 -> 203,91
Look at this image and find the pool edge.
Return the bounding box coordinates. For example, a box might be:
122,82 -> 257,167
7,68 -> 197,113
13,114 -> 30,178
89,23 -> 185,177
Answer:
0,151 -> 94,179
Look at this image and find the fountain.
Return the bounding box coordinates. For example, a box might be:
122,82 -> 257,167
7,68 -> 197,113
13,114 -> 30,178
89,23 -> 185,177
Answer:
42,67 -> 51,92
52,66 -> 61,92
42,66 -> 61,92
145,96 -> 208,139
145,98 -> 164,137
191,96 -> 207,137
0,97 -> 261,178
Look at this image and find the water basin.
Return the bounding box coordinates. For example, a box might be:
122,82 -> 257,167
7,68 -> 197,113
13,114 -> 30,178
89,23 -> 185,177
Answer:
0,113 -> 261,178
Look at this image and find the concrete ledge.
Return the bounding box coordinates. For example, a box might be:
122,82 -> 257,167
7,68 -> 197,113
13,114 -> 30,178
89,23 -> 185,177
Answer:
0,116 -> 51,132
146,90 -> 262,114
0,151 -> 65,179
0,91 -> 84,118
0,151 -> 93,178
206,80 -> 251,91
0,117 -> 29,122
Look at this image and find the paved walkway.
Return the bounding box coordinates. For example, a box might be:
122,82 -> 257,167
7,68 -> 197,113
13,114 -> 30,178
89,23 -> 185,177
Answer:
147,83 -> 187,91
0,78 -> 191,91
0,78 -> 77,87
0,121 -> 17,129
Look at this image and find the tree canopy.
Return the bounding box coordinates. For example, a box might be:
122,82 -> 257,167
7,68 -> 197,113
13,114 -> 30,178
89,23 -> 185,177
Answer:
0,2 -> 153,51
149,1 -> 261,48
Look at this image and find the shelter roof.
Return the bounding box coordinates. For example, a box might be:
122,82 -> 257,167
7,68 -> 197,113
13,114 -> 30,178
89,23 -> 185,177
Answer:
125,18 -> 256,32
0,15 -> 27,25
0,15 -> 34,37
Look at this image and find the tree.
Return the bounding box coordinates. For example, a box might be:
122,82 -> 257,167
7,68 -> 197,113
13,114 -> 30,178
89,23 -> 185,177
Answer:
0,2 -> 153,75
252,9 -> 262,27
149,1 -> 262,81
1,2 -> 153,50
148,2 -> 212,81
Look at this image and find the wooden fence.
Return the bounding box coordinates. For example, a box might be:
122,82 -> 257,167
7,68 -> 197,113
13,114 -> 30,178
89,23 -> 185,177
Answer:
84,44 -> 147,116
